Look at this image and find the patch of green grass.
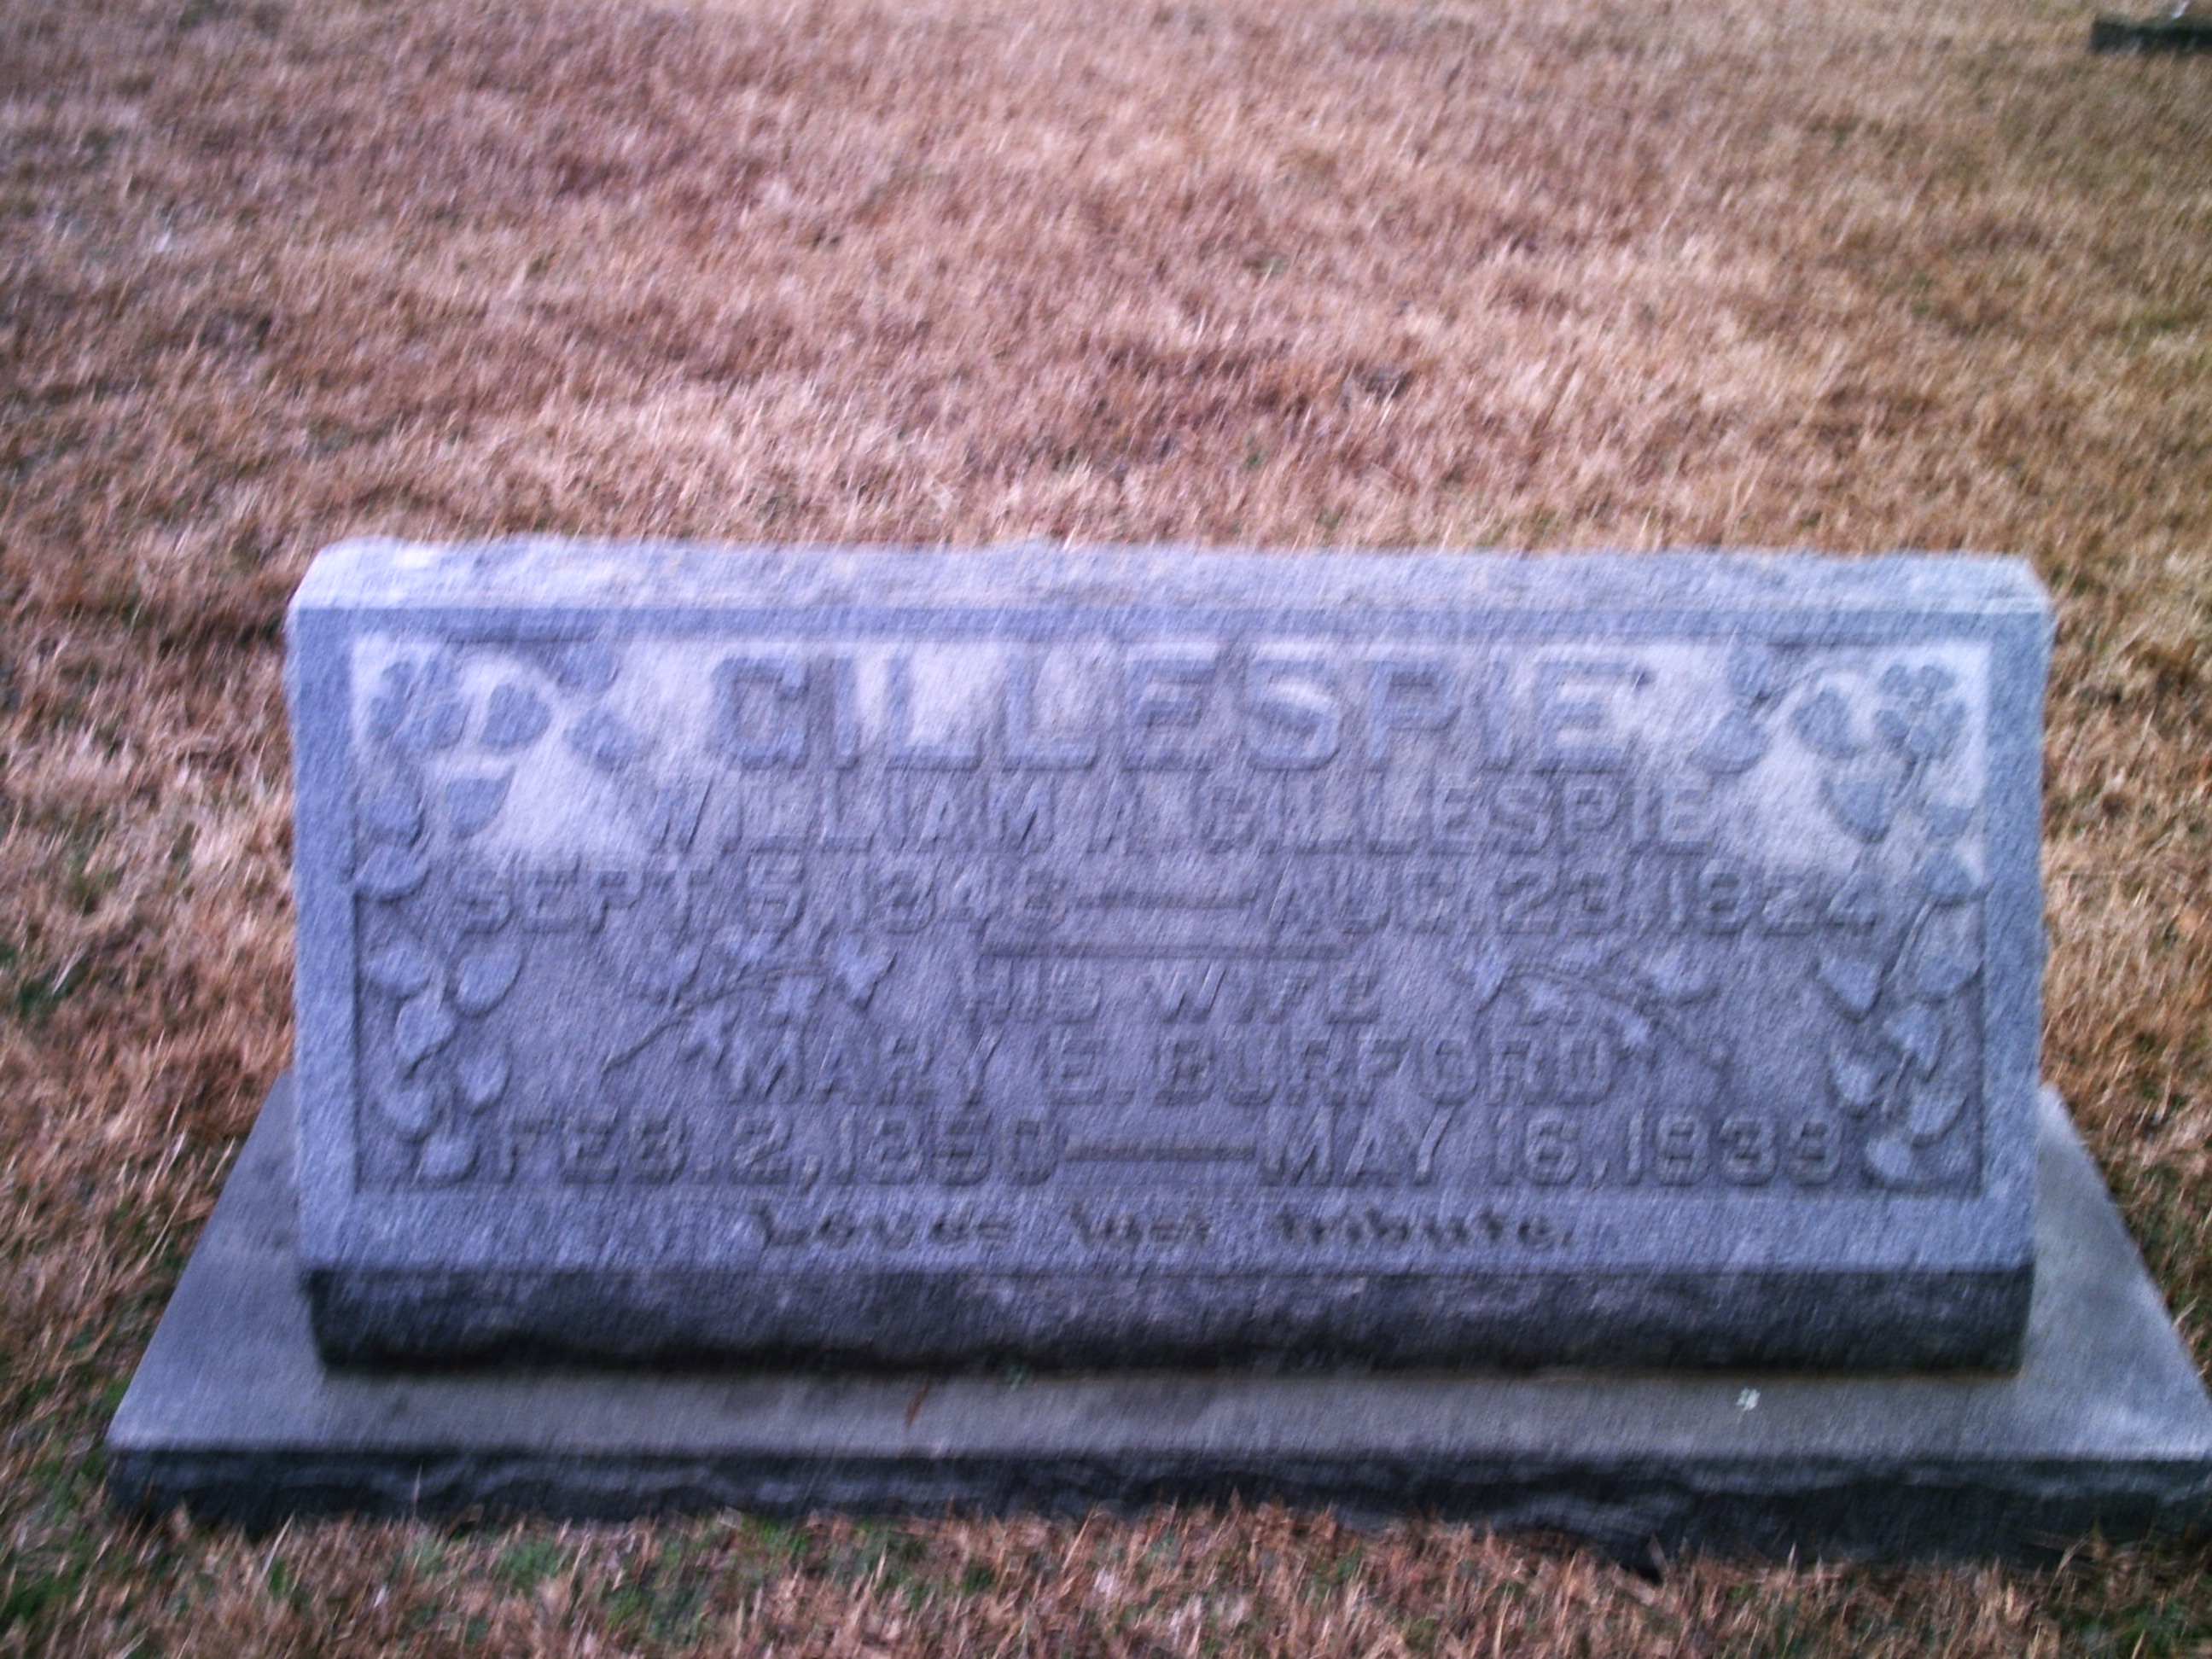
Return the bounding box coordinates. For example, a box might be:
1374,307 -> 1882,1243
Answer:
2059,1595 -> 2210,1659
738,1515 -> 808,1563
1,1565 -> 73,1633
824,1521 -> 929,1592
1307,1548 -> 1363,1598
491,1536 -> 568,1595
2113,307 -> 2204,342
602,1538 -> 717,1647
0,940 -> 86,1022
264,1554 -> 306,1612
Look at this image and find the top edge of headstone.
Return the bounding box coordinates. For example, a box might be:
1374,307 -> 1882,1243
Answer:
292,539 -> 2051,619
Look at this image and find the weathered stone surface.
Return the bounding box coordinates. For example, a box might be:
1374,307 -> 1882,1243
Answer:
107,1079 -> 2212,1557
288,542 -> 2051,1368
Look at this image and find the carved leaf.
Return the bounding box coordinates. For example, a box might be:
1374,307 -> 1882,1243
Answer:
1452,944 -> 1512,1010
410,699 -> 466,755
1883,1004 -> 1944,1077
1612,1007 -> 1657,1057
1821,776 -> 1894,842
566,707 -> 648,773
1879,699 -> 1965,761
362,937 -> 436,998
416,1130 -> 477,1185
358,783 -> 423,845
1917,708 -> 1965,759
480,683 -> 550,750
1829,1047 -> 1888,1113
370,661 -> 465,757
1726,644 -> 1778,702
354,845 -> 428,900
1913,947 -> 1981,1001
1906,1082 -> 1968,1144
1882,663 -> 1956,701
1824,872 -> 1882,931
1917,849 -> 1982,905
394,989 -> 458,1068
1871,667 -> 1964,760
366,662 -> 414,743
1691,710 -> 1768,775
1637,946 -> 1715,1004
1923,801 -> 1975,841
1815,950 -> 1883,1018
376,1083 -> 438,1140
445,774 -> 510,838
1862,1132 -> 1926,1189
550,641 -> 618,693
452,940 -> 523,1016
829,938 -> 897,1010
454,1045 -> 509,1111
1790,690 -> 1860,760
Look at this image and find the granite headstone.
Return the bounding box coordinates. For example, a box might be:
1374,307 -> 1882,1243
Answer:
288,542 -> 2050,1369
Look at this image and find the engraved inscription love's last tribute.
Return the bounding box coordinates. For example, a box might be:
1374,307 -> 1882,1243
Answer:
289,544 -> 2050,1368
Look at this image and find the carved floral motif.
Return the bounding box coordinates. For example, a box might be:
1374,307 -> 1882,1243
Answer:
1695,649 -> 1984,1187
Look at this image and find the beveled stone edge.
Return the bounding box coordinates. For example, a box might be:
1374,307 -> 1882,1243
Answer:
292,539 -> 2054,619
304,1261 -> 2033,1373
106,1444 -> 2212,1561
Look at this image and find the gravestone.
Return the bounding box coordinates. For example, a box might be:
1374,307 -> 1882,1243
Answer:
115,541 -> 2212,1552
288,542 -> 2048,1370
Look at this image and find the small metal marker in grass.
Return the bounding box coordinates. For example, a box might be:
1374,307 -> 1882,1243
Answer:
2090,7 -> 2212,51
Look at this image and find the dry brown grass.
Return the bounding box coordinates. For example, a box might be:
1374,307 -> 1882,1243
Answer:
3,0 -> 2212,1649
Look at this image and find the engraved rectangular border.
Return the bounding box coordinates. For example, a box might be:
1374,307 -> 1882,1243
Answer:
288,545 -> 2051,1280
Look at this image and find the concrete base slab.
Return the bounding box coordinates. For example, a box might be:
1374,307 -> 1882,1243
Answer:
108,1078 -> 2212,1559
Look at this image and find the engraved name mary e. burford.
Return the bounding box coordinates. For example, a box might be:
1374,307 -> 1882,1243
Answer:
345,630 -> 1990,1223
